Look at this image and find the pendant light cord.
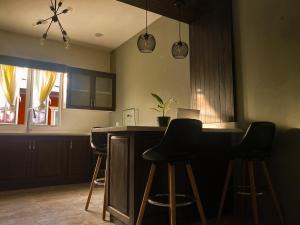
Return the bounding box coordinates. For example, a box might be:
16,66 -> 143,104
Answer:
145,0 -> 148,34
178,3 -> 182,42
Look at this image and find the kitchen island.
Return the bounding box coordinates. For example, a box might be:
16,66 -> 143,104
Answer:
94,126 -> 242,225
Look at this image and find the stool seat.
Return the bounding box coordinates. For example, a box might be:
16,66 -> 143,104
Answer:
142,118 -> 202,163
228,145 -> 271,159
92,148 -> 107,155
143,146 -> 199,162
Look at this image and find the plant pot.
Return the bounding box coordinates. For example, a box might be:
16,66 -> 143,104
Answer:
157,116 -> 171,127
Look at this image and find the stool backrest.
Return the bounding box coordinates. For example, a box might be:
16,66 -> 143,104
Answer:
90,127 -> 107,153
240,122 -> 275,152
160,118 -> 203,153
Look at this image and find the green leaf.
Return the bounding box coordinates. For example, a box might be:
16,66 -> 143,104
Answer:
151,107 -> 162,112
151,93 -> 164,105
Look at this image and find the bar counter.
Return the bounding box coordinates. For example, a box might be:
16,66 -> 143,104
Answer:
94,126 -> 242,225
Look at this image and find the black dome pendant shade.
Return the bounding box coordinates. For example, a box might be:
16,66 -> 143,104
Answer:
172,41 -> 189,59
172,1 -> 189,59
137,0 -> 156,53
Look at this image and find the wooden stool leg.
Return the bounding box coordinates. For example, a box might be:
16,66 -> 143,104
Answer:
102,156 -> 109,221
136,164 -> 157,225
85,155 -> 102,211
248,160 -> 260,225
168,163 -> 176,225
186,164 -> 208,225
217,160 -> 234,223
261,160 -> 285,225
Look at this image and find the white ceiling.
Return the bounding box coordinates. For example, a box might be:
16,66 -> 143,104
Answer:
0,0 -> 161,51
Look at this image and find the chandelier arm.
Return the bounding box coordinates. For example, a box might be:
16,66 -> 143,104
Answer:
57,19 -> 65,35
56,11 -> 68,17
50,0 -> 55,8
54,0 -> 57,11
56,4 -> 62,12
42,16 -> 54,22
45,20 -> 53,35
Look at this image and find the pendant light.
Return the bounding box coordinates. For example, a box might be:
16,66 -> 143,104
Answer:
171,1 -> 189,59
137,0 -> 156,53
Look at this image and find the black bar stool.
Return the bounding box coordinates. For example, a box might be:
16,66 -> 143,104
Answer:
217,122 -> 285,225
136,119 -> 208,225
85,127 -> 108,221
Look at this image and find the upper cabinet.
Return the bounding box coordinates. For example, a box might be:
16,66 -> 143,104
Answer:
66,67 -> 116,111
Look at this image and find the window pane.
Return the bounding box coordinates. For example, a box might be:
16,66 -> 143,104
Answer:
0,65 -> 28,125
31,69 -> 61,126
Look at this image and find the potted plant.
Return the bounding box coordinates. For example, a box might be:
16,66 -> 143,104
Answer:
151,93 -> 175,127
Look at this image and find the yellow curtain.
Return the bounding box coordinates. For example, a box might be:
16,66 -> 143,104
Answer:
0,65 -> 18,110
37,71 -> 57,110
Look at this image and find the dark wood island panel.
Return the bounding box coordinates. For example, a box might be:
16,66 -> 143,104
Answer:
94,126 -> 242,225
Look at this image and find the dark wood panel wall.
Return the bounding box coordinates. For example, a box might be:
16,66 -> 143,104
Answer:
190,1 -> 235,123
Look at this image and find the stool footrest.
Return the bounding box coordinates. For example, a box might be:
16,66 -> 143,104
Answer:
148,194 -> 194,207
94,178 -> 105,186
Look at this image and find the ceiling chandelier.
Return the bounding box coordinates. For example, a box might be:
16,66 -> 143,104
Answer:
33,0 -> 73,49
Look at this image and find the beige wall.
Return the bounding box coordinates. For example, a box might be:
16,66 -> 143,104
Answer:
0,30 -> 111,133
233,0 -> 300,223
110,17 -> 190,126
233,0 -> 300,128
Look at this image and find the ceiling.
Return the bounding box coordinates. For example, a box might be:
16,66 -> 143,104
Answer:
0,0 -> 161,51
117,0 -> 227,23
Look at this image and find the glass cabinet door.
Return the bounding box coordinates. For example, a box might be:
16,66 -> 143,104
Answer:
67,73 -> 91,108
94,76 -> 113,109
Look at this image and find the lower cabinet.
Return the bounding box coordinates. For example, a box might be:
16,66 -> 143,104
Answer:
0,136 -> 31,187
0,135 -> 92,191
67,136 -> 92,182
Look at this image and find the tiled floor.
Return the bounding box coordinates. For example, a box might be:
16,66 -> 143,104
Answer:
0,184 -> 251,225
0,183 -> 111,225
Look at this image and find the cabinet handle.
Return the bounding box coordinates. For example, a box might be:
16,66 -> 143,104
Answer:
90,98 -> 93,108
93,99 -> 96,108
32,141 -> 36,150
70,140 -> 73,149
28,142 -> 32,150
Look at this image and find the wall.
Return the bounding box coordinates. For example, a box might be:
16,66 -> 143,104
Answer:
233,0 -> 300,223
0,30 -> 111,133
110,17 -> 190,126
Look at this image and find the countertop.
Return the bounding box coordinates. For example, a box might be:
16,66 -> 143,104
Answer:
0,132 -> 90,136
93,126 -> 243,133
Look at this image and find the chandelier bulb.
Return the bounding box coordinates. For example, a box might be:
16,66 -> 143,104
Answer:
40,38 -> 45,46
58,0 -> 64,7
50,4 -> 55,12
62,7 -> 73,13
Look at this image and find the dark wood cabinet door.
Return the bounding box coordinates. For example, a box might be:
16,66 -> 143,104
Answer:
31,137 -> 66,182
0,136 -> 31,185
108,135 -> 130,222
67,136 -> 91,182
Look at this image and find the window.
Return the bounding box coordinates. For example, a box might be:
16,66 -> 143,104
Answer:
0,64 -> 63,126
